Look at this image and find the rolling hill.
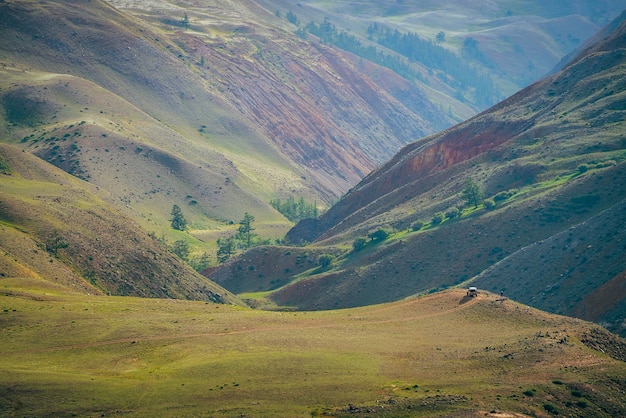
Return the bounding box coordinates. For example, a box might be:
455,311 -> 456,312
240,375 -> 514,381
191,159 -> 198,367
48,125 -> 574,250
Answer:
0,143 -> 243,304
260,0 -> 626,102
1,2 -> 626,415
1,280 -> 625,417
212,11 -> 626,337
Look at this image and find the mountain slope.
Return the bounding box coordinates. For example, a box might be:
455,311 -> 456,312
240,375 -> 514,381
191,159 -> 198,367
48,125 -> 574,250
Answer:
0,0 -> 442,209
212,13 -> 626,335
0,143 -> 243,304
289,0 -> 626,97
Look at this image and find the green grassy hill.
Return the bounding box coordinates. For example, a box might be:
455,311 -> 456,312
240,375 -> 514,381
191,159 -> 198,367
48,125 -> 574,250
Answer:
2,278 -> 625,417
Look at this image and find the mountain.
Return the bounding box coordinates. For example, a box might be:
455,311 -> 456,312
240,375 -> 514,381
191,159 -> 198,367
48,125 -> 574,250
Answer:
260,0 -> 626,104
0,143 -> 243,305
2,0 -> 616,300
0,0 -> 442,215
212,12 -> 626,336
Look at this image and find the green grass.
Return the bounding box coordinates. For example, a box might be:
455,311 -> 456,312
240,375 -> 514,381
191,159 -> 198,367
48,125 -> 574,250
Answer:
2,278 -> 625,417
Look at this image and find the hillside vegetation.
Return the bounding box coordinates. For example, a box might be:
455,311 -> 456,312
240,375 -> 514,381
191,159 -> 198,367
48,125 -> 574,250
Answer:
265,0 -> 626,103
0,144 -> 242,304
213,12 -> 626,336
1,2 -> 626,416
2,279 -> 625,417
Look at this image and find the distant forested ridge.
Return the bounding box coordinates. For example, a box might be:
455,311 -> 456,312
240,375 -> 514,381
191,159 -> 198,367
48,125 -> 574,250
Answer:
300,17 -> 501,108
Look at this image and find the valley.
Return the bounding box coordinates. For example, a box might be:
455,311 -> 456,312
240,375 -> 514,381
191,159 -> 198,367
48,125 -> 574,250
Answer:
0,1 -> 625,416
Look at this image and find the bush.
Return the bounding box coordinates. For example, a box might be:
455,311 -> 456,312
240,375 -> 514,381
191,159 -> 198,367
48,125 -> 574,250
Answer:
431,212 -> 444,225
445,207 -> 460,219
411,220 -> 424,231
483,198 -> 496,210
318,254 -> 334,267
462,179 -> 483,208
352,237 -> 367,252
493,189 -> 517,201
368,228 -> 390,242
543,403 -> 558,414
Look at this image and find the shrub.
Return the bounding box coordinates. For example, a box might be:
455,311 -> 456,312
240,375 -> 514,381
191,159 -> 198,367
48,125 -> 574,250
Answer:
368,228 -> 390,242
522,390 -> 534,397
577,164 -> 589,174
484,198 -> 496,210
411,220 -> 424,231
462,178 -> 483,207
596,159 -> 616,168
445,207 -> 460,219
318,254 -> 334,267
494,190 -> 512,201
352,237 -> 367,252
543,403 -> 558,414
431,212 -> 444,225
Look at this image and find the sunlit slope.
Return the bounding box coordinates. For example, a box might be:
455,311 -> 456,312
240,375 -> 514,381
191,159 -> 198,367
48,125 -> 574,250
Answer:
290,0 -> 626,94
1,280 -> 625,417
0,144 -> 243,303
0,66 -> 287,232
0,0 -> 441,214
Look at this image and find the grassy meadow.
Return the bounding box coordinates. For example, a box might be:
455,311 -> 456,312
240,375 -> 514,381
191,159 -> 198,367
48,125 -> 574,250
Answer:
2,277 -> 625,417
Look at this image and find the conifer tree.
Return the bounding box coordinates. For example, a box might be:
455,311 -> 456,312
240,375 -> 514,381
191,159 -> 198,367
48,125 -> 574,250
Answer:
170,204 -> 187,231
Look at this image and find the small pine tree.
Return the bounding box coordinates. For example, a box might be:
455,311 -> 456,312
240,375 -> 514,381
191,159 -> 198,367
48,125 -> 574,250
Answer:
171,240 -> 189,260
192,252 -> 211,272
216,236 -> 235,263
237,212 -> 256,249
170,204 -> 187,231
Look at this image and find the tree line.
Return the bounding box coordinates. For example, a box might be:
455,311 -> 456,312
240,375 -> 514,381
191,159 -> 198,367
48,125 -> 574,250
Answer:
285,12 -> 500,108
367,24 -> 499,107
270,196 -> 319,222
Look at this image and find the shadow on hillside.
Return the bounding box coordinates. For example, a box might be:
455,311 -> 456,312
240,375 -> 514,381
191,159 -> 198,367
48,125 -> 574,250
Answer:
459,295 -> 477,305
